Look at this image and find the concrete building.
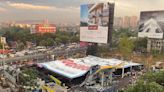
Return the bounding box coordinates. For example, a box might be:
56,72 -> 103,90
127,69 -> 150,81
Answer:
123,16 -> 130,28
31,20 -> 56,34
114,16 -> 138,29
130,16 -> 138,28
114,17 -> 123,28
57,26 -> 80,33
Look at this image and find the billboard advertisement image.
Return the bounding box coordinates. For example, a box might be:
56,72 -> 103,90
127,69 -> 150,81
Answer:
80,3 -> 114,43
138,11 -> 164,39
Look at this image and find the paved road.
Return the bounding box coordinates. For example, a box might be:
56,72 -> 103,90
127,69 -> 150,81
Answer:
0,47 -> 87,63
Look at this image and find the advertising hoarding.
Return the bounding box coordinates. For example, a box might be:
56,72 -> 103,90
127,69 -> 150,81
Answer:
39,59 -> 90,79
138,11 -> 164,39
38,56 -> 142,79
80,3 -> 114,43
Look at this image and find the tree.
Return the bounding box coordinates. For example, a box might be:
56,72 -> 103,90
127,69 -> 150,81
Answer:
125,81 -> 163,92
55,38 -> 62,45
19,68 -> 39,87
59,36 -> 70,44
46,38 -> 54,46
124,70 -> 164,92
39,38 -> 54,47
17,42 -> 25,51
118,36 -> 134,60
0,42 -> 2,49
1,26 -> 80,48
113,28 -> 137,39
134,38 -> 147,52
70,36 -> 79,43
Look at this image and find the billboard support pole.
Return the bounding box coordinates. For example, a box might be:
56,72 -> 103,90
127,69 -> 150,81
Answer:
108,3 -> 115,48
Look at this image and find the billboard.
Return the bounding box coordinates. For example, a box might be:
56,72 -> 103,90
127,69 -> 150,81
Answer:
39,59 -> 90,79
80,3 -> 114,43
38,56 -> 142,79
138,11 -> 164,39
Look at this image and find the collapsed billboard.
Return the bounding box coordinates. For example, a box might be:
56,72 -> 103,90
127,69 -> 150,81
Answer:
38,59 -> 90,79
80,3 -> 114,43
138,11 -> 164,39
38,56 -> 142,79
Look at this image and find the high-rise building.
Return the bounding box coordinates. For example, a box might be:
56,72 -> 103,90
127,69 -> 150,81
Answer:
114,17 -> 123,28
130,16 -> 138,28
114,16 -> 138,29
123,16 -> 130,28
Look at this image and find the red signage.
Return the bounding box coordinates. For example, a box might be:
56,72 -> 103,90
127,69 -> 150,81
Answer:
62,59 -> 89,70
88,25 -> 98,30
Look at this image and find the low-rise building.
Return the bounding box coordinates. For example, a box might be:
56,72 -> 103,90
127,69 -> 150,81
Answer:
31,20 -> 56,34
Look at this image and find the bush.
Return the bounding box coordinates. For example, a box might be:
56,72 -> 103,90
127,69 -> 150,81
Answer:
124,70 -> 164,92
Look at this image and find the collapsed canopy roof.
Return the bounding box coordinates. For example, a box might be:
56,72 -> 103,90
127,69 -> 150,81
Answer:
38,56 -> 142,79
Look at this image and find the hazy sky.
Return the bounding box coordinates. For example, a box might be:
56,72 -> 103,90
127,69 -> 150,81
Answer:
0,0 -> 164,24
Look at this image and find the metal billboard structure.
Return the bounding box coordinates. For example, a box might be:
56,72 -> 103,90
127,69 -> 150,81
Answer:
80,2 -> 115,44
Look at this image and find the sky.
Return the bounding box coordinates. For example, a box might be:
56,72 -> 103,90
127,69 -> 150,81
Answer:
0,0 -> 164,24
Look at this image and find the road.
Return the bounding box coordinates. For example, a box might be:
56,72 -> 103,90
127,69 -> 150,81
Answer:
0,47 -> 87,63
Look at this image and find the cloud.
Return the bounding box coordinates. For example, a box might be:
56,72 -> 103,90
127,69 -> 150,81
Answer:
59,6 -> 80,12
7,2 -> 79,12
8,2 -> 55,10
0,7 -> 7,12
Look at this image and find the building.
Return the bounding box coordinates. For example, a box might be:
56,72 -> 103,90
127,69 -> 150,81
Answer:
114,16 -> 138,29
31,20 -> 56,34
57,26 -> 80,33
13,23 -> 31,28
123,16 -> 130,28
114,17 -> 123,28
130,16 -> 138,28
0,21 -> 31,28
138,10 -> 164,53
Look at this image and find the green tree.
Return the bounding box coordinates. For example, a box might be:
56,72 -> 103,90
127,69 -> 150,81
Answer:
55,38 -> 62,45
113,28 -> 137,38
70,35 -> 79,43
46,38 -> 54,46
118,36 -> 134,60
19,68 -> 39,86
125,81 -> 163,92
134,38 -> 147,52
17,42 -> 25,51
0,42 -> 3,49
124,70 -> 164,92
39,38 -> 54,47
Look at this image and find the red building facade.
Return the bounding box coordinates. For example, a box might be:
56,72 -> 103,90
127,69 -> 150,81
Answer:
31,21 -> 56,34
